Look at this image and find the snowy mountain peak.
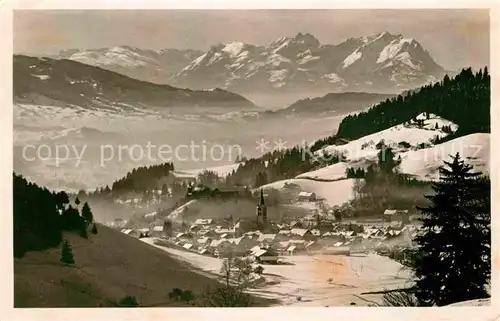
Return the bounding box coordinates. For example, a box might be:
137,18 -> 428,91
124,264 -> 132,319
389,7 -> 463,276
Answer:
293,32 -> 320,46
222,42 -> 246,57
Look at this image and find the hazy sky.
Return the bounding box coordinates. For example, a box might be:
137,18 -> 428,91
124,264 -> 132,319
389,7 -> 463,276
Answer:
14,9 -> 489,70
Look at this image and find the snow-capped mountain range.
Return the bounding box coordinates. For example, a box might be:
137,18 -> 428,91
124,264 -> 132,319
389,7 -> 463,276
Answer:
56,47 -> 203,85
52,32 -> 447,105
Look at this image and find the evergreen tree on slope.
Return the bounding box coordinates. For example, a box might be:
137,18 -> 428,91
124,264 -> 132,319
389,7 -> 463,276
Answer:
414,153 -> 490,306
81,202 -> 94,225
60,240 -> 75,265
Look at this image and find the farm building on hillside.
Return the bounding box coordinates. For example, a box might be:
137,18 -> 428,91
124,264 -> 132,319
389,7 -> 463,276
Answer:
138,228 -> 150,238
297,191 -> 317,202
211,188 -> 244,199
150,225 -> 165,237
335,138 -> 350,145
383,209 -> 410,223
121,229 -> 140,238
144,211 -> 157,220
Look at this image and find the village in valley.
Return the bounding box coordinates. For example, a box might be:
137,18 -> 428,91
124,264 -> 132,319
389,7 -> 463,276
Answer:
117,188 -> 417,263
105,172 -> 425,305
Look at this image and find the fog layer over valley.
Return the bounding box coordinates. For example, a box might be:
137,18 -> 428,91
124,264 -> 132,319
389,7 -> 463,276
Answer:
14,103 -> 348,192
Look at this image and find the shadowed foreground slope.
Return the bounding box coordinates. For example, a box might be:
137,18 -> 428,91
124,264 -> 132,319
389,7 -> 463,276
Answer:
15,224 -> 227,307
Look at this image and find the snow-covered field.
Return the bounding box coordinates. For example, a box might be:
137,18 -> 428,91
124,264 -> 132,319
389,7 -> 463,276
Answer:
296,162 -> 349,181
399,133 -> 490,180
318,113 -> 458,163
295,133 -> 490,182
141,237 -> 413,306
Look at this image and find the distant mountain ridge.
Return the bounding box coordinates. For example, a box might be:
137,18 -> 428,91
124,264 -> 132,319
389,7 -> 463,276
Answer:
13,55 -> 255,110
55,47 -> 203,85
50,32 -> 449,106
274,92 -> 395,115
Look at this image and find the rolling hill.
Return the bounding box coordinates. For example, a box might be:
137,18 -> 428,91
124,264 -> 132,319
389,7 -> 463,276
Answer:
14,224 -> 220,307
271,92 -> 395,115
14,55 -> 256,111
14,223 -> 277,307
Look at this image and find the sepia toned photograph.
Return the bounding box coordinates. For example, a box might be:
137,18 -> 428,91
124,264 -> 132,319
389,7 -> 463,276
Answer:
10,7 -> 492,310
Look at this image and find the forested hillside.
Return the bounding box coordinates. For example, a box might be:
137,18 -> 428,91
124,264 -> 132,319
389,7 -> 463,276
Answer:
110,162 -> 175,193
336,67 -> 490,140
14,173 -> 94,258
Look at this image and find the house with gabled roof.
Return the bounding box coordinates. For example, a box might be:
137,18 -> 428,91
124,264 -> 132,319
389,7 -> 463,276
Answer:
297,191 -> 317,202
249,245 -> 262,255
209,239 -> 232,257
288,239 -> 307,250
196,237 -> 212,246
194,218 -> 214,226
287,245 -> 297,255
198,229 -> 217,238
290,221 -> 304,229
252,248 -> 279,264
290,228 -> 316,241
228,236 -> 257,256
121,228 -> 140,238
198,248 -> 210,256
257,233 -> 277,246
383,209 -> 410,223
276,230 -> 291,241
150,225 -> 164,237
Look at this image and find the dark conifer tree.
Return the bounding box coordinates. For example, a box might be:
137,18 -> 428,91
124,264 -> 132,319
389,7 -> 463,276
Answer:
378,147 -> 398,176
61,206 -> 82,231
81,202 -> 94,225
60,240 -> 75,265
79,222 -> 88,239
365,165 -> 376,183
414,153 -> 490,306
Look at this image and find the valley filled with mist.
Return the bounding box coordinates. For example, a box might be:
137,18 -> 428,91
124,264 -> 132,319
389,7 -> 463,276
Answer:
14,102 -> 351,192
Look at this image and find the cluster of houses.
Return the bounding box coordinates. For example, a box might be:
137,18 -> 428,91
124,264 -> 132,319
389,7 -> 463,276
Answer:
120,213 -> 423,263
115,185 -> 420,264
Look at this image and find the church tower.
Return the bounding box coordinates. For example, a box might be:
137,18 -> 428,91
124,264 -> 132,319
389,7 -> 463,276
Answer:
256,189 -> 267,227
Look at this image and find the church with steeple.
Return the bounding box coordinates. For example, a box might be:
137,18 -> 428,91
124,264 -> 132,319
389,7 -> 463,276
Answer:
256,189 -> 267,228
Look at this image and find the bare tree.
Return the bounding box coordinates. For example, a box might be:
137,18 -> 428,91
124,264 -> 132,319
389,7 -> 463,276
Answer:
350,259 -> 363,279
382,291 -> 418,306
198,253 -> 253,307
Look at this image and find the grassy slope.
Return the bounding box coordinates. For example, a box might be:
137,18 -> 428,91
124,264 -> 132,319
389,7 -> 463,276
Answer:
14,224 -> 222,307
